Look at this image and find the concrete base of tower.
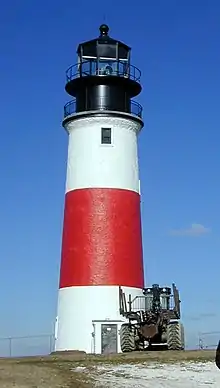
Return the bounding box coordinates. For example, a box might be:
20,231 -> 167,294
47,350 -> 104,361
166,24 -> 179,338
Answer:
54,285 -> 143,354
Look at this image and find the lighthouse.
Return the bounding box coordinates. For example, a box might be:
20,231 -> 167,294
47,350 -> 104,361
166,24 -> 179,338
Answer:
55,24 -> 145,354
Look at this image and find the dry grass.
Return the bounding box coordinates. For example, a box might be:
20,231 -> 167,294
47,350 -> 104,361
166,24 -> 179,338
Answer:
0,350 -> 216,387
0,355 -> 92,388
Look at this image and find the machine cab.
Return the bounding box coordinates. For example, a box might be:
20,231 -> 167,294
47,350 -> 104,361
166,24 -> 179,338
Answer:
143,284 -> 171,311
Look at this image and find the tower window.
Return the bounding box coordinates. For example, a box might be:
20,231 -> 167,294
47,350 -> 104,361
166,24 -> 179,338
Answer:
101,127 -> 112,144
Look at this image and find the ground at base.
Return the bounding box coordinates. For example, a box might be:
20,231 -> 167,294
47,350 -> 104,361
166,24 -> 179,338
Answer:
0,350 -> 217,388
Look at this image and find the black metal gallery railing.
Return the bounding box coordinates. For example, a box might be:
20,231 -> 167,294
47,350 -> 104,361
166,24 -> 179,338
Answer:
66,60 -> 141,83
63,99 -> 143,119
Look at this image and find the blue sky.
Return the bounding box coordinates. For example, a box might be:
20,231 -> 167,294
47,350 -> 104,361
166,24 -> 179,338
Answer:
0,0 -> 220,354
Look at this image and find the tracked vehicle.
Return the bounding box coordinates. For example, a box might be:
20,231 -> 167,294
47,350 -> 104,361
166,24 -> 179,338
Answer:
119,283 -> 185,352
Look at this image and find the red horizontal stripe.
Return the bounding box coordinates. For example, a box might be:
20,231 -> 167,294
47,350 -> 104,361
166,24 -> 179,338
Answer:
59,188 -> 144,288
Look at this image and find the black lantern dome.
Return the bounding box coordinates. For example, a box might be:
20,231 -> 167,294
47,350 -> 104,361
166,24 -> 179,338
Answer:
64,25 -> 143,120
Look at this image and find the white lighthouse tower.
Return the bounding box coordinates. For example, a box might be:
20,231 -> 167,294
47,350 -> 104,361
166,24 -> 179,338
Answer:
55,24 -> 145,354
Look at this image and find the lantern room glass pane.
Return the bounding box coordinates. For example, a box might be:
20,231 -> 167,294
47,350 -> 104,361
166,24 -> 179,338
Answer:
98,43 -> 117,59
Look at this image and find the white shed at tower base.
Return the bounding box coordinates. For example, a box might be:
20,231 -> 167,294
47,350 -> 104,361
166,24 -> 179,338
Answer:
92,320 -> 125,354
